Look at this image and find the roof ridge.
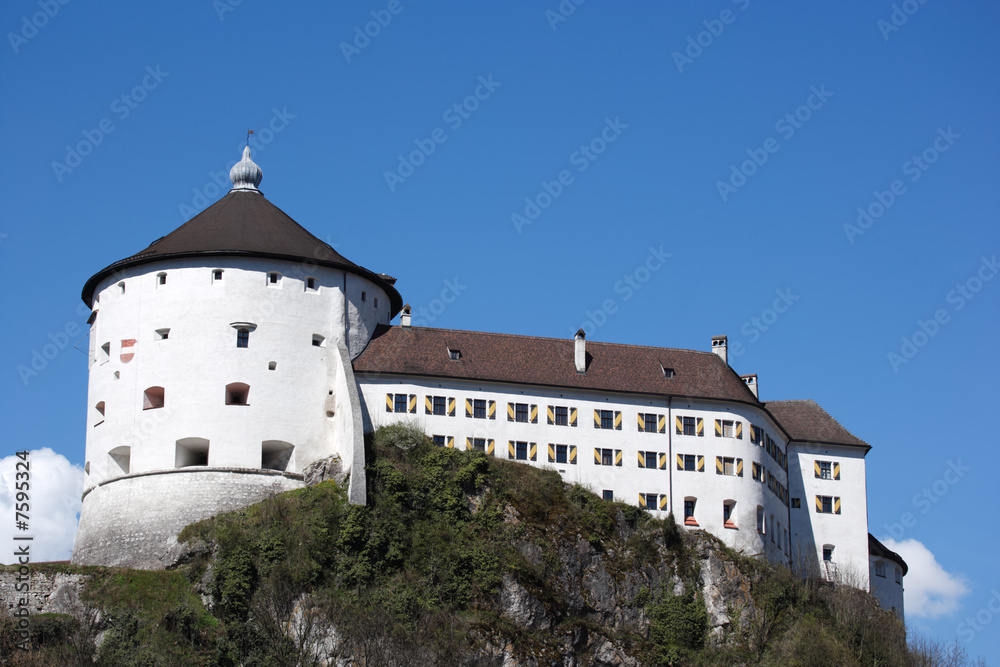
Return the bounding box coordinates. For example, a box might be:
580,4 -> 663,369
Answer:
392,325 -> 717,356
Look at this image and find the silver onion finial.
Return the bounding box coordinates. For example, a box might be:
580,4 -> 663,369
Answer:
229,145 -> 263,190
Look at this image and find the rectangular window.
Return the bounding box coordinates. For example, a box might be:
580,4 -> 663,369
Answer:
644,452 -> 657,469
213,269 -> 223,281
791,498 -> 801,509
306,277 -> 317,290
722,420 -> 734,438
600,410 -> 614,429
474,399 -> 486,419
818,461 -> 832,479
236,330 -> 249,348
683,416 -> 696,436
895,567 -> 902,584
515,441 -> 528,460
473,438 -> 487,452
816,495 -> 836,513
875,561 -> 886,577
823,547 -> 834,562
602,490 -> 614,501
757,507 -> 765,533
752,462 -> 763,482
268,272 -> 279,284
601,448 -> 613,466
643,493 -> 659,510
515,403 -> 528,422
555,444 -> 568,464
644,413 -> 657,432
433,396 -> 446,416
555,406 -> 568,426
684,454 -> 696,471
432,435 -> 446,447
394,394 -> 407,413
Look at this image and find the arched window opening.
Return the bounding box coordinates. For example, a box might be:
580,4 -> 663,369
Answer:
143,386 -> 165,410
226,382 -> 250,406
723,500 -> 737,529
108,446 -> 131,476
176,437 -> 209,467
683,497 -> 698,526
261,440 -> 294,472
94,401 -> 105,427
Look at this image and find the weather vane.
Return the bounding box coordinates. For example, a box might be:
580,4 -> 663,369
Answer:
246,129 -> 254,147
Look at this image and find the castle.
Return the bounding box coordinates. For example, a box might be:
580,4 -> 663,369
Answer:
71,148 -> 907,620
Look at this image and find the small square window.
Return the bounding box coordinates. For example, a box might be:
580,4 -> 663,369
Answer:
213,269 -> 223,281
306,277 -> 317,290
602,490 -> 614,501
791,498 -> 801,509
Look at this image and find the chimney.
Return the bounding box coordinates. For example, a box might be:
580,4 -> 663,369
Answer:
741,374 -> 759,399
711,335 -> 728,364
400,304 -> 412,328
574,329 -> 586,373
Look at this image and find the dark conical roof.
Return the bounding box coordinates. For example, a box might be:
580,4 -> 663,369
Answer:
81,188 -> 402,316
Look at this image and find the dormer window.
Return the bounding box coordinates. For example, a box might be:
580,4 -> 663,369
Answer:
448,348 -> 460,361
661,365 -> 675,378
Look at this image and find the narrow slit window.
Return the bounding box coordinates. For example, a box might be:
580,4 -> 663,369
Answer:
157,272 -> 167,286
306,277 -> 317,291
267,272 -> 280,285
237,329 -> 250,348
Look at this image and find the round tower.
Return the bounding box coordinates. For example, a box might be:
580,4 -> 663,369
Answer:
72,148 -> 401,569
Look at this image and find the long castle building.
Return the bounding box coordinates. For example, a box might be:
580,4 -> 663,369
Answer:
71,148 -> 907,620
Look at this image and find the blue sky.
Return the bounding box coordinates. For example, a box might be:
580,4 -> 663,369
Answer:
1,0 -> 997,658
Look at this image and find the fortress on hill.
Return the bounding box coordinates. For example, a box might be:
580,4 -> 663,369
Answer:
71,147 -> 907,620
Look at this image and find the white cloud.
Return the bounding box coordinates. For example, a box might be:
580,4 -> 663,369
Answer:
0,448 -> 83,564
881,537 -> 970,619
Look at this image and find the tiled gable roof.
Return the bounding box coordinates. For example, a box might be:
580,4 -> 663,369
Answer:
353,325 -> 760,404
765,399 -> 869,450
